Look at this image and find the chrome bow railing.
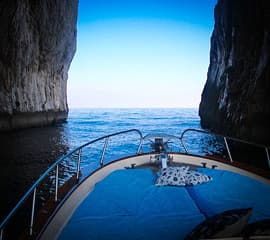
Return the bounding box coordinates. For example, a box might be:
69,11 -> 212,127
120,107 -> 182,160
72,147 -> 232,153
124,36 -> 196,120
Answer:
1,127 -> 269,239
180,128 -> 270,168
0,129 -> 143,240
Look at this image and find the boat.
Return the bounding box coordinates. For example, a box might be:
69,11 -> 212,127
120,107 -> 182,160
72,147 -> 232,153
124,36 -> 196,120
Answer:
1,128 -> 270,239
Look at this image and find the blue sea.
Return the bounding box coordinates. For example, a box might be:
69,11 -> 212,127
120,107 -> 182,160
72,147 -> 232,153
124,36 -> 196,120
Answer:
0,108 -> 225,222
66,108 -> 200,146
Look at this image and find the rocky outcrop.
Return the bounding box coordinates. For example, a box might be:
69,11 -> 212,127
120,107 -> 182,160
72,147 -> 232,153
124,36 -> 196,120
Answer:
199,0 -> 270,145
0,0 -> 78,130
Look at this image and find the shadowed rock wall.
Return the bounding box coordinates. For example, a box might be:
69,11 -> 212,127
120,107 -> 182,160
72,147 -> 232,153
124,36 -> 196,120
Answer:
0,0 -> 78,130
199,0 -> 270,145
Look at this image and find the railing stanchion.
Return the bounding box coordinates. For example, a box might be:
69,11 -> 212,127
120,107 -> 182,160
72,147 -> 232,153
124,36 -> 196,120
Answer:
180,139 -> 189,154
224,137 -> 233,163
55,165 -> 59,202
136,136 -> 143,154
29,187 -> 37,236
1,228 -> 3,240
76,149 -> 82,180
100,137 -> 109,166
266,148 -> 270,168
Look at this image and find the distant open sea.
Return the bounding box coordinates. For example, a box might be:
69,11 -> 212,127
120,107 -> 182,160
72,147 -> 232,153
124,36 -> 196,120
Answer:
0,108 -> 223,222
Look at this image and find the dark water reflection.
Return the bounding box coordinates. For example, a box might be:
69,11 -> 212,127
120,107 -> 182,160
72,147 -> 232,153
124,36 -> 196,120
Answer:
0,124 -> 69,222
182,131 -> 269,169
179,131 -> 227,158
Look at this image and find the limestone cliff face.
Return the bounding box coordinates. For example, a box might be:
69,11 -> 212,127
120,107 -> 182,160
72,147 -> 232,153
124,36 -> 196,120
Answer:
0,0 -> 78,130
199,0 -> 270,145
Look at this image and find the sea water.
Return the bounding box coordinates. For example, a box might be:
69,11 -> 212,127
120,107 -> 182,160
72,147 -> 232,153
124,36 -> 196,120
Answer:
0,108 -> 225,222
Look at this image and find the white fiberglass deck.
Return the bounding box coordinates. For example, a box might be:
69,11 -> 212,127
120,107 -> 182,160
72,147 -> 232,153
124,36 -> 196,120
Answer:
58,167 -> 270,240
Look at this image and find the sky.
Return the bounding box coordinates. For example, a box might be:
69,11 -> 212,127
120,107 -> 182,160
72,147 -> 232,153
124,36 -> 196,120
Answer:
67,0 -> 217,108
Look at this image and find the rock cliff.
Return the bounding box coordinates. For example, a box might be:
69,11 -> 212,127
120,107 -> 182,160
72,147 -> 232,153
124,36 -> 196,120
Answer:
199,0 -> 270,145
0,0 -> 78,130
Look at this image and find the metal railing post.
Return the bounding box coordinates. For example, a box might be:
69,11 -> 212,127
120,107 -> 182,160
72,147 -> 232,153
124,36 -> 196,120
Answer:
29,187 -> 37,236
180,139 -> 189,154
100,137 -> 109,166
1,228 -> 3,240
224,137 -> 233,163
266,147 -> 270,168
136,138 -> 143,154
76,149 -> 82,180
55,165 -> 59,202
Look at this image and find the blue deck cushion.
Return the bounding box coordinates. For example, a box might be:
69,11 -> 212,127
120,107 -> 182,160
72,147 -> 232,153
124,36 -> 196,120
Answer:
58,168 -> 270,240
187,168 -> 270,223
185,208 -> 252,239
58,168 -> 205,240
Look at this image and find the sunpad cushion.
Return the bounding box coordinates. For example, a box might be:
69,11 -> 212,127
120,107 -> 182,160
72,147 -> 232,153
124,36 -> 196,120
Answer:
59,168 -> 205,240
